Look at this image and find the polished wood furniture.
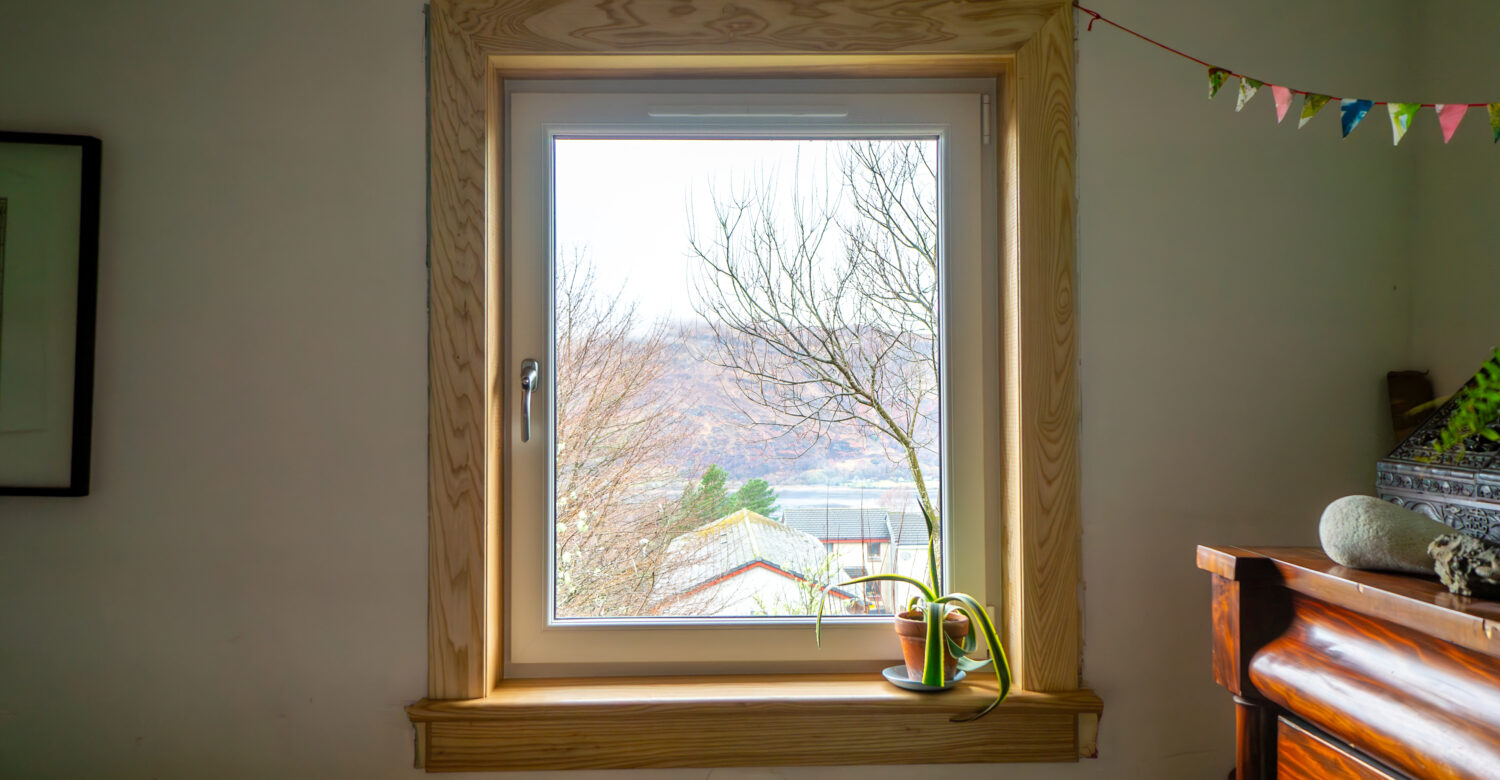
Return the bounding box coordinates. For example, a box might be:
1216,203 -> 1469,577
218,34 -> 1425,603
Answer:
1199,546 -> 1500,780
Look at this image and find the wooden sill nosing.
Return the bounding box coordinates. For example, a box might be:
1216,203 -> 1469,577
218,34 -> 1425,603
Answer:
407,676 -> 1102,771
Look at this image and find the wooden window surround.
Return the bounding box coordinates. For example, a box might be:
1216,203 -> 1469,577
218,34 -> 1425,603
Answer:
410,0 -> 1096,771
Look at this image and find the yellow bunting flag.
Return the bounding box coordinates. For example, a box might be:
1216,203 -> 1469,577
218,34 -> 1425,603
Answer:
1298,94 -> 1331,129
1490,103 -> 1500,143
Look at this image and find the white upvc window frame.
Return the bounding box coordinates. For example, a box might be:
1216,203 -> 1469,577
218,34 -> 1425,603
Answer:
503,80 -> 1002,677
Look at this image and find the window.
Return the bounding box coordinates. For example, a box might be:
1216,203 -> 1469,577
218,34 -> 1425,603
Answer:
504,83 -> 997,674
416,0 -> 1086,770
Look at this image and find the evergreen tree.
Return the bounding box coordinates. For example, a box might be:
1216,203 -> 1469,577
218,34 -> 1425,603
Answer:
733,478 -> 780,518
679,464 -> 734,524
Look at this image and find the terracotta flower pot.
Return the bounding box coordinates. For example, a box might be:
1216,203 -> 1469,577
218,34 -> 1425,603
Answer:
894,609 -> 970,683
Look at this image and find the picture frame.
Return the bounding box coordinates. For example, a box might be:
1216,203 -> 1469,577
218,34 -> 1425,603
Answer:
0,131 -> 100,496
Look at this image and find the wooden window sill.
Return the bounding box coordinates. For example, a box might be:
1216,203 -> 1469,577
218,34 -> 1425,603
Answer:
406,674 -> 1103,771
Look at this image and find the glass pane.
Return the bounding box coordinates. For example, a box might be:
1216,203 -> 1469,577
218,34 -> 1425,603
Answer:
552,138 -> 942,619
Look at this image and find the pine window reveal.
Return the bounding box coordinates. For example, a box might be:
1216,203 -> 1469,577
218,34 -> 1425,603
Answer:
411,0 -> 1089,771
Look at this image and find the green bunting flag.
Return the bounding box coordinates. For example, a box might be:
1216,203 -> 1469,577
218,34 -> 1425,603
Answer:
1388,103 -> 1420,146
1208,67 -> 1230,99
1298,94 -> 1331,129
1490,103 -> 1500,143
1236,77 -> 1263,112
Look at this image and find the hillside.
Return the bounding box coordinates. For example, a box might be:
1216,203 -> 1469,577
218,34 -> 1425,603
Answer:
656,324 -> 939,493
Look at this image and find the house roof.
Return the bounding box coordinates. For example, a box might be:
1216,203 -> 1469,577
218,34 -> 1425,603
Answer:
780,506 -> 892,541
664,509 -> 856,599
778,505 -> 932,546
885,510 -> 931,547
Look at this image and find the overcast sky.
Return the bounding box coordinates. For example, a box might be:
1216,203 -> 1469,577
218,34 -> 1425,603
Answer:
554,138 -> 931,329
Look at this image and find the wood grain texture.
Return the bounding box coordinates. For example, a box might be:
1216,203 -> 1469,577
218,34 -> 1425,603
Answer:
1213,546 -> 1500,660
445,0 -> 1062,55
1005,4 -> 1079,693
1202,548 -> 1500,780
1209,574 -> 1291,697
1233,696 -> 1274,780
1077,712 -> 1099,758
428,1 -> 491,701
1197,544 -> 1277,582
409,676 -> 1100,771
425,712 -> 1074,771
1277,717 -> 1400,780
489,52 -> 1013,78
1249,592 -> 1500,780
1210,576 -> 1243,694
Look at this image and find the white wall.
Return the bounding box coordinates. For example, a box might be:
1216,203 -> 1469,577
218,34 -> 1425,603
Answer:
1412,1 -> 1500,392
1073,1 -> 1416,776
0,0 -> 1454,778
0,1 -> 430,777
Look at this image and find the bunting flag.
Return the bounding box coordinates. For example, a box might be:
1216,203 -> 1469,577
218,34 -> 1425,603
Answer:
1299,94 -> 1331,129
1388,103 -> 1420,145
1340,99 -> 1373,137
1236,77 -> 1262,112
1075,2 -> 1498,148
1208,67 -> 1230,99
1271,85 -> 1294,123
1436,104 -> 1469,143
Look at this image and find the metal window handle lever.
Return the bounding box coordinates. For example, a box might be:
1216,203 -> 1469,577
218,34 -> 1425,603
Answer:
520,359 -> 540,443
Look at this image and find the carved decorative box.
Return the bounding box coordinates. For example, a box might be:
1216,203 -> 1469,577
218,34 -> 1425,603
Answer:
1378,394 -> 1500,544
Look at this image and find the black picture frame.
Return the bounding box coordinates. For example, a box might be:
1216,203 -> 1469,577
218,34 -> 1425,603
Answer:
0,131 -> 100,496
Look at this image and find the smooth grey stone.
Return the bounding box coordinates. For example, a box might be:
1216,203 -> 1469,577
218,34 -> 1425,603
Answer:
1318,495 -> 1455,574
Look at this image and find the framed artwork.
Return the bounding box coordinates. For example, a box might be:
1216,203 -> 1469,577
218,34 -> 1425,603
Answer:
0,132 -> 100,496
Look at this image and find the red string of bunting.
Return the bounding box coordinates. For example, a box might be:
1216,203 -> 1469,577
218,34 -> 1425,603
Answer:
1073,2 -> 1499,144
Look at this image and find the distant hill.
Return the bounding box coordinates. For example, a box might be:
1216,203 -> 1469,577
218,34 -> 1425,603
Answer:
657,324 -> 938,491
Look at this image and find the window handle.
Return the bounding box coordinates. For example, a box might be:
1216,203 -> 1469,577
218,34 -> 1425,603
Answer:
520,358 -> 540,443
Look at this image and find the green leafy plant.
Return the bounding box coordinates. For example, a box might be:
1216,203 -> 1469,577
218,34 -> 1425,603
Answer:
816,504 -> 1012,722
1432,348 -> 1500,456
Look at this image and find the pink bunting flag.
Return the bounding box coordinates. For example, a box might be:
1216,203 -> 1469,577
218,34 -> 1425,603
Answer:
1271,85 -> 1293,123
1435,104 -> 1469,144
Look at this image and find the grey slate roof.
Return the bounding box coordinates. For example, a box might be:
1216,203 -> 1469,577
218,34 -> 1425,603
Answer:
884,510 -> 931,546
780,506 -> 891,542
779,505 -> 932,546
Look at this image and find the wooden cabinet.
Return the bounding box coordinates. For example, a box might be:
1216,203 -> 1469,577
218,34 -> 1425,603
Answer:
1198,546 -> 1500,780
1277,716 -> 1400,780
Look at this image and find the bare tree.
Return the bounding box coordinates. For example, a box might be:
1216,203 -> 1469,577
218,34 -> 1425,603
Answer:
554,252 -> 696,617
687,141 -> 942,525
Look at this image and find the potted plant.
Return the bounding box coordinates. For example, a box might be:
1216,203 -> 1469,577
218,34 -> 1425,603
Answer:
1430,348 -> 1500,455
818,504 -> 1012,722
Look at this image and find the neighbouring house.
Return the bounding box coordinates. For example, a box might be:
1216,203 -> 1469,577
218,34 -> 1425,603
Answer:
880,509 -> 934,612
780,506 -> 889,571
780,506 -> 934,612
657,508 -> 859,616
